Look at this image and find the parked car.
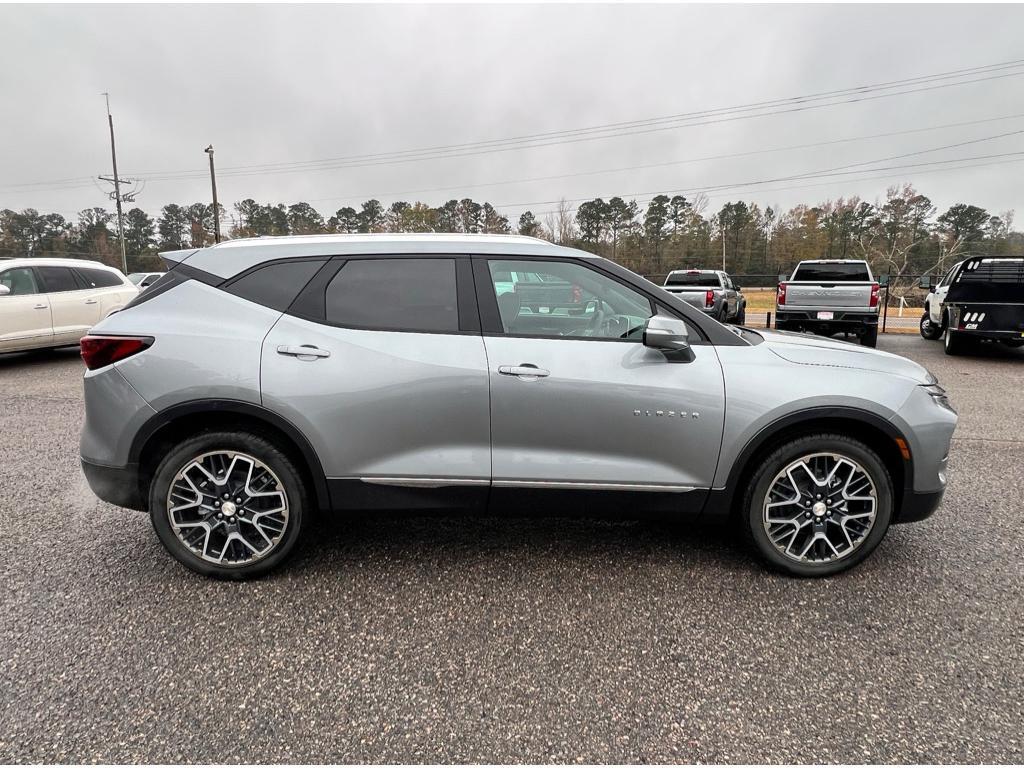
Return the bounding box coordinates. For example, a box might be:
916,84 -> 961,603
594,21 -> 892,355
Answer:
0,258 -> 138,354
128,272 -> 165,291
79,234 -> 956,579
932,256 -> 1024,355
919,261 -> 964,340
776,259 -> 880,347
662,269 -> 745,323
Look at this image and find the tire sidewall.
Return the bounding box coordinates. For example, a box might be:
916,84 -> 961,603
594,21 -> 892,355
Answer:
149,431 -> 307,579
743,435 -> 894,577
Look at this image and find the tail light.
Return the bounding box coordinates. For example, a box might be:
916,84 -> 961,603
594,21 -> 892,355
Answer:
705,289 -> 715,308
869,283 -> 880,308
80,335 -> 153,370
777,282 -> 787,305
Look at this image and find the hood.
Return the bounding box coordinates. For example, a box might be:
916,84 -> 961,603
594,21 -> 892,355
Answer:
758,329 -> 933,384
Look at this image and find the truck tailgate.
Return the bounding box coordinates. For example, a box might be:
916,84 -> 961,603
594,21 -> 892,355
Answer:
665,287 -> 711,310
783,282 -> 874,308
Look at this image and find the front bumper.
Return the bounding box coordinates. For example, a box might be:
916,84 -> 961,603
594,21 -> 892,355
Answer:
81,459 -> 146,511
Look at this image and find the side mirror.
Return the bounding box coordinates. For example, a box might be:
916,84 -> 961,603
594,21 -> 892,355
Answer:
732,284 -> 741,291
918,276 -> 932,289
644,316 -> 693,361
777,273 -> 788,283
0,284 -> 9,296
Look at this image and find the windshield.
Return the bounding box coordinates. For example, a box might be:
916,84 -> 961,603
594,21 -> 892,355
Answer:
946,258 -> 1024,303
665,272 -> 720,287
791,263 -> 870,282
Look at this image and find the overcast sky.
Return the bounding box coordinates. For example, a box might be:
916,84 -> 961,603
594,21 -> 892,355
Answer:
2,3 -> 1024,226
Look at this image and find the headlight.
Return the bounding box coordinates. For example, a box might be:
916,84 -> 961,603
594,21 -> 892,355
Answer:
922,383 -> 956,414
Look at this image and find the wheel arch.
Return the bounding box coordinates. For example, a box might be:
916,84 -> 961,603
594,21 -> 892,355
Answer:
710,407 -> 913,522
129,399 -> 331,514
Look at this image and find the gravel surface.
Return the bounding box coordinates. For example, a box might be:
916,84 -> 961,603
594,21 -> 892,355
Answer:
1,337 -> 1022,763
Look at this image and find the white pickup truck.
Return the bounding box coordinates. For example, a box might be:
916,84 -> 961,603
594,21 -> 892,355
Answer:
775,259 -> 880,347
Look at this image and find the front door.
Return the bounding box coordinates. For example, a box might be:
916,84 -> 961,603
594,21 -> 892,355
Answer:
261,256 -> 491,511
0,266 -> 52,352
477,258 -> 726,505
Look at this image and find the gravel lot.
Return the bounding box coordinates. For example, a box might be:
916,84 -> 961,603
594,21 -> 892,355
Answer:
1,336 -> 1022,763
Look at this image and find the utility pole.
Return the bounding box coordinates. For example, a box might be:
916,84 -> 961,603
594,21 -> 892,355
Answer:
100,93 -> 128,273
720,211 -> 727,271
205,145 -> 221,243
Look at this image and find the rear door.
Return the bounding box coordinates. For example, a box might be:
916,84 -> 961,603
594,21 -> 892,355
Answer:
0,266 -> 52,352
476,256 -> 726,512
261,256 -> 491,510
75,266 -> 136,317
37,265 -> 103,344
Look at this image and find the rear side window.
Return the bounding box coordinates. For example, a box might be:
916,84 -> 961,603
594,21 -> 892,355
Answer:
76,267 -> 123,288
666,272 -> 720,287
791,263 -> 871,282
37,266 -> 80,293
227,259 -> 326,312
325,258 -> 459,332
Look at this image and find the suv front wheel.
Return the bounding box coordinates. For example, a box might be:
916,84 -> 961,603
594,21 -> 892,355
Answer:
741,434 -> 893,576
149,431 -> 308,579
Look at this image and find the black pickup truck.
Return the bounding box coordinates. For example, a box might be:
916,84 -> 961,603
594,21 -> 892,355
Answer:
942,256 -> 1024,355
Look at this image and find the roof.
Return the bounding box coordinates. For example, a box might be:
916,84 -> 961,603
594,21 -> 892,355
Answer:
166,233 -> 595,280
0,257 -> 118,271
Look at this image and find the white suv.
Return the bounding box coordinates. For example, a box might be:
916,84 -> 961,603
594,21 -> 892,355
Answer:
0,258 -> 138,353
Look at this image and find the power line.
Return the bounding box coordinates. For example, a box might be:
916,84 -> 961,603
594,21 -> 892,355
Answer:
129,57 -> 1024,179
301,113 -> 1024,207
5,57 -> 1024,195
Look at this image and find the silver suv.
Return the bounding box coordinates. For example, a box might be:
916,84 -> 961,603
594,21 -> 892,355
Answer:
79,234 -> 957,579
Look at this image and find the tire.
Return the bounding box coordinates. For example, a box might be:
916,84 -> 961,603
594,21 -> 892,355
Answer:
149,431 -> 308,579
736,305 -> 746,325
741,434 -> 893,577
943,316 -> 969,356
860,325 -> 878,347
919,312 -> 942,340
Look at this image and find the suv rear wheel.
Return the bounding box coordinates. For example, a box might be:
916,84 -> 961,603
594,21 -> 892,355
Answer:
149,431 -> 307,579
741,434 -> 893,576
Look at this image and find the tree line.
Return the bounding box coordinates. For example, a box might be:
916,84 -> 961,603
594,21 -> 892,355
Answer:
2,185 -> 1020,290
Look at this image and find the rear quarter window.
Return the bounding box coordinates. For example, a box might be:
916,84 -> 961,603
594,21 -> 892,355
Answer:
225,259 -> 327,312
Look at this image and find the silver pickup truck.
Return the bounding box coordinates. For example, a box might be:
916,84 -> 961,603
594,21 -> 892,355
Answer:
663,269 -> 746,324
776,259 -> 880,347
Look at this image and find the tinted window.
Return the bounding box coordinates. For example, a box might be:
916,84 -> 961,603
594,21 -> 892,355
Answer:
37,266 -> 80,293
77,267 -> 123,288
488,259 -> 653,340
0,267 -> 40,296
325,258 -> 458,332
228,259 -> 326,312
791,263 -> 871,282
666,272 -> 720,287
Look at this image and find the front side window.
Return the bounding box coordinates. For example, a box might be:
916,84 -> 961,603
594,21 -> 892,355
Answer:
37,266 -> 80,293
487,259 -> 653,340
325,258 -> 459,333
0,268 -> 40,296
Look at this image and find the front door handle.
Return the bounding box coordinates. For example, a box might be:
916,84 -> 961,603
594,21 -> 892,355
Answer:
277,344 -> 331,360
84,299 -> 98,305
34,304 -> 48,310
498,364 -> 550,379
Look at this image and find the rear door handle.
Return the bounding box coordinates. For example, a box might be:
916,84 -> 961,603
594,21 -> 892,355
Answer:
84,299 -> 98,305
34,304 -> 48,310
498,364 -> 550,379
277,344 -> 330,360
